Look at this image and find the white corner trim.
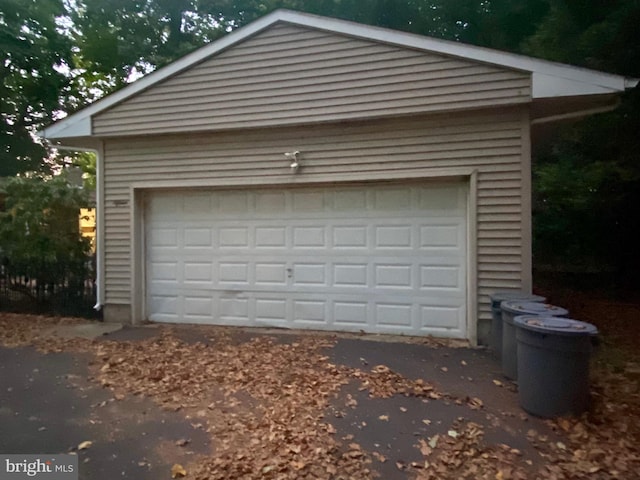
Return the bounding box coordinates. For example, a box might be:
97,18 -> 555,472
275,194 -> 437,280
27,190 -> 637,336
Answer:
466,170 -> 479,346
95,141 -> 105,311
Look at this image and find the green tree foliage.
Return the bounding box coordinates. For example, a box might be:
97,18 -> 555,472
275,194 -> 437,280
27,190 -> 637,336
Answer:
217,0 -> 549,50
3,0 -> 637,285
526,1 -> 640,280
4,0 -> 551,179
69,0 -> 232,95
0,176 -> 91,291
0,0 -> 74,176
69,0 -> 550,98
71,151 -> 96,190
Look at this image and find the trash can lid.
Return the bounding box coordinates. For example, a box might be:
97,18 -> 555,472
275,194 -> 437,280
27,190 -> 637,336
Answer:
500,300 -> 568,316
489,291 -> 546,305
515,315 -> 598,336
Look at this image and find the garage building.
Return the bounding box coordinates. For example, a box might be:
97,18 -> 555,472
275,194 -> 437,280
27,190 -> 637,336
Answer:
40,10 -> 637,344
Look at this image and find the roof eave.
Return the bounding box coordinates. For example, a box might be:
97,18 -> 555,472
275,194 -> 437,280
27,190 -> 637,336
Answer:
37,8 -> 638,142
626,78 -> 640,89
532,72 -> 628,99
39,11 -> 283,141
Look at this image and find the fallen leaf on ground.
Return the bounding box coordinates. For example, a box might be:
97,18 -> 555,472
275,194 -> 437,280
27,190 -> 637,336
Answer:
372,452 -> 387,463
77,441 -> 92,450
171,464 -> 187,478
3,313 -> 640,480
418,439 -> 432,456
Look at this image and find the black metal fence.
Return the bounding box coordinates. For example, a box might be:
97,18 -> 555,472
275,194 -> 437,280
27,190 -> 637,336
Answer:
0,257 -> 102,319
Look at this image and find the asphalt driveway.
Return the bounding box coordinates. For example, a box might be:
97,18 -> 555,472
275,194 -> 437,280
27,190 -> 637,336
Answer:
0,320 -> 569,480
0,345 -> 211,479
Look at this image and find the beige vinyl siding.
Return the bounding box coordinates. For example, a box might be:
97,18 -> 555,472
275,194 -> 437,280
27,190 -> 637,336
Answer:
102,107 -> 527,331
93,23 -> 531,136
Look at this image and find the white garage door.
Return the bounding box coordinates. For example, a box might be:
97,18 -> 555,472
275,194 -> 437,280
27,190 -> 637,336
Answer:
146,182 -> 468,337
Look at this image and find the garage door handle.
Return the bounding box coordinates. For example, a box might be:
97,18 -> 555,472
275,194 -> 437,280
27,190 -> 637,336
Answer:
286,268 -> 293,278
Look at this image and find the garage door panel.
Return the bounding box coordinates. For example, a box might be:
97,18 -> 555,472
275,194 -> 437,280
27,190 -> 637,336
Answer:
255,263 -> 288,285
255,191 -> 286,212
255,298 -> 288,322
219,191 -> 250,214
420,305 -> 464,330
419,185 -> 463,210
146,183 -> 467,337
375,303 -> 413,328
333,301 -> 369,327
293,226 -> 326,248
293,300 -> 327,324
255,226 -> 287,248
150,228 -> 179,247
219,227 -> 249,248
292,263 -> 327,286
219,262 -> 250,284
332,226 -> 368,249
219,296 -> 249,322
375,225 -> 413,248
183,194 -> 212,214
184,296 -> 215,318
333,189 -> 368,210
375,188 -> 412,210
420,224 -> 463,248
184,262 -> 213,283
292,191 -> 326,212
184,228 -> 212,247
374,264 -> 413,289
333,264 -> 368,287
149,295 -> 179,320
420,265 -> 462,289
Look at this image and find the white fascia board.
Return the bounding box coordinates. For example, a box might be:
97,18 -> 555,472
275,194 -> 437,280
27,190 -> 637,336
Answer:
39,13 -> 281,140
278,10 -> 629,98
39,115 -> 92,139
40,9 -> 635,141
532,73 -> 624,98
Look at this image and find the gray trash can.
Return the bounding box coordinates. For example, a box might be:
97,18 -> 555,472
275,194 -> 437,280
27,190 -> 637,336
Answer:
500,301 -> 568,380
515,315 -> 598,417
489,292 -> 546,358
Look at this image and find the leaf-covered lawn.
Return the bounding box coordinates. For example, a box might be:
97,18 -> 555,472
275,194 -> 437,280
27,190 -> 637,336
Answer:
1,313 -> 639,479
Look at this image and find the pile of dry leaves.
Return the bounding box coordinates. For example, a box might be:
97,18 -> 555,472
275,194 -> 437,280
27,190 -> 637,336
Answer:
92,331 -> 378,479
412,421 -> 529,480
1,314 -> 639,479
0,313 -> 83,348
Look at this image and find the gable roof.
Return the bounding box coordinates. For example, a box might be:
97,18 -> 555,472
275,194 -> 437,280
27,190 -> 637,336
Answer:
41,9 -> 638,141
